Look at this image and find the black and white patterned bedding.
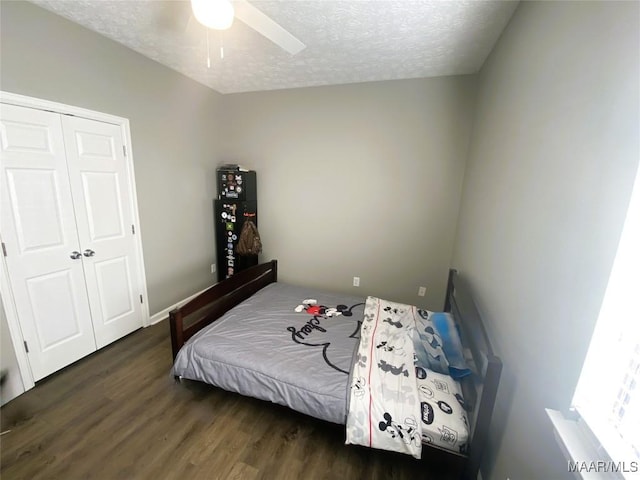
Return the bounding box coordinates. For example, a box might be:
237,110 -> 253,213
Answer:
345,296 -> 469,457
416,367 -> 469,453
172,283 -> 469,455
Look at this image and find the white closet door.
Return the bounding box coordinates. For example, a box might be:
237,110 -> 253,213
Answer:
0,104 -> 97,381
61,116 -> 142,349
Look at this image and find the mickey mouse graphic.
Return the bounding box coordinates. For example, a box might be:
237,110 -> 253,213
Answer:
289,299 -> 364,374
378,412 -> 421,447
294,299 -> 358,317
352,377 -> 366,398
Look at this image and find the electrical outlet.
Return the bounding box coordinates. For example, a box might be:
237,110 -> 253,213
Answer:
211,263 -> 216,274
353,276 -> 360,287
418,286 -> 426,297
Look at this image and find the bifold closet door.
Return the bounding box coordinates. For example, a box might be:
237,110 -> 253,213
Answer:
61,115 -> 142,349
0,104 -> 97,381
1,103 -> 144,381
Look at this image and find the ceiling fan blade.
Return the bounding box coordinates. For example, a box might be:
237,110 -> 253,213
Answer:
233,0 -> 306,55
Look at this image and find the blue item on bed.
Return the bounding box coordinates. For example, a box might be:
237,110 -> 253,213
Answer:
431,312 -> 471,379
413,309 -> 450,375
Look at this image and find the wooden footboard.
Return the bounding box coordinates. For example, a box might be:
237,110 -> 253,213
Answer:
169,260 -> 278,359
445,269 -> 503,480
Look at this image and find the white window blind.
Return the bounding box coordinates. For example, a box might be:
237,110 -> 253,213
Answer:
571,163 -> 640,476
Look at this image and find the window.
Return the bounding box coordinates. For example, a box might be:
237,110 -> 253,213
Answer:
571,162 -> 640,475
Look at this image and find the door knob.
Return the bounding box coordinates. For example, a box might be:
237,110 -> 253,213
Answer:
83,249 -> 95,257
70,251 -> 82,260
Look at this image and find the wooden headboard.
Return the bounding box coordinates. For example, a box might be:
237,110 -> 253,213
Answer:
445,268 -> 503,479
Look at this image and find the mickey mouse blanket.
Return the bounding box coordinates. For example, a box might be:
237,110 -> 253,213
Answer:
346,296 -> 423,458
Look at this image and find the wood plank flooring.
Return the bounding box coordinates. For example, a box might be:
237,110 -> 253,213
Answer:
1,322 -> 462,480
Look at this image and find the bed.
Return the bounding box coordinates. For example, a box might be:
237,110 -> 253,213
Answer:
170,260 -> 502,480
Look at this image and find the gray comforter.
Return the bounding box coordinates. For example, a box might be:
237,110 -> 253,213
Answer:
172,283 -> 365,424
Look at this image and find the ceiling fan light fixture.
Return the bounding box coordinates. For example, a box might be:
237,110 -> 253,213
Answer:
191,0 -> 235,30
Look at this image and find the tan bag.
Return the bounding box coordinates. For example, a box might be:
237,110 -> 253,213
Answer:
236,220 -> 262,256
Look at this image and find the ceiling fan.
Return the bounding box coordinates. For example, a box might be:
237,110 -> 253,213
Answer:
190,0 -> 306,55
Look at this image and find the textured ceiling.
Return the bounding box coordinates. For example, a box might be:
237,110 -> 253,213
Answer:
27,0 -> 519,95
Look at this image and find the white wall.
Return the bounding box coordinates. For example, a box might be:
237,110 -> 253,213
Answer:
452,1 -> 640,478
220,77 -> 477,308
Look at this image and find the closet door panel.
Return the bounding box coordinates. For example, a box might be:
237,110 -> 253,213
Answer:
0,104 -> 97,381
61,116 -> 142,348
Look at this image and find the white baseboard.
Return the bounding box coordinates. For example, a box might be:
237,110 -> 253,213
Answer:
149,285 -> 212,325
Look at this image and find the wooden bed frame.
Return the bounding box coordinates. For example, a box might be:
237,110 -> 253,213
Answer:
169,259 -> 278,360
444,268 -> 503,479
169,260 -> 502,480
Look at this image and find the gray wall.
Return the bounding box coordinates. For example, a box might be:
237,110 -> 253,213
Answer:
452,1 -> 640,479
0,3 -> 475,403
0,1 -> 226,403
219,77 -> 476,308
0,1 -> 224,316
1,1 -> 475,314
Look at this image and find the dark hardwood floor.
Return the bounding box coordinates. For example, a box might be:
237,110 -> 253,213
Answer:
0,322 -> 462,480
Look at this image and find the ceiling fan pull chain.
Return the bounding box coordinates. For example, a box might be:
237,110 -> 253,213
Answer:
220,31 -> 225,60
206,29 -> 211,68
